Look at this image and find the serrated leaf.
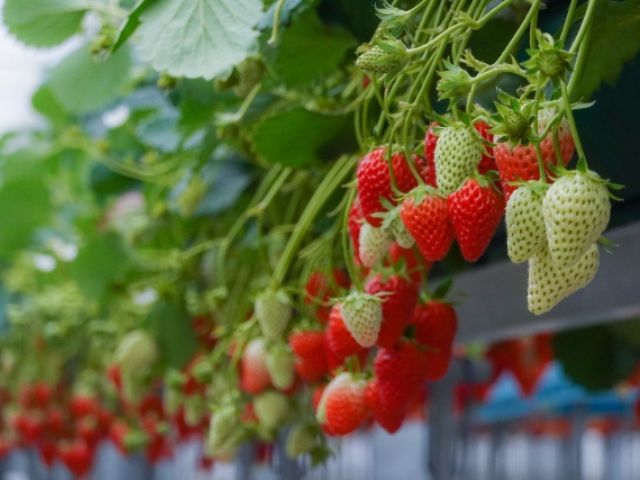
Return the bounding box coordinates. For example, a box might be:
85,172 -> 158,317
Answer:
251,108 -> 351,167
2,0 -> 87,47
47,44 -> 132,114
112,0 -> 155,52
262,9 -> 355,88
570,0 -> 640,101
135,0 -> 262,79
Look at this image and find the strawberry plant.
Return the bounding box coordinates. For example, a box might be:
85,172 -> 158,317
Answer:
0,0 -> 637,474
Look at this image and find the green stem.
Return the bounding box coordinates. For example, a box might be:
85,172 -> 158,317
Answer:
567,0 -> 597,98
532,79 -> 547,182
569,0 -> 598,54
560,80 -> 587,167
559,0 -> 579,45
341,188 -> 363,291
268,0 -> 287,45
272,156 -> 354,287
495,0 -> 541,63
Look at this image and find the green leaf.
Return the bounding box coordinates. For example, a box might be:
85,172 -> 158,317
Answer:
251,107 -> 352,167
0,150 -> 53,259
47,44 -> 132,114
262,9 -> 355,88
2,0 -> 87,47
570,0 -> 640,101
68,232 -> 130,302
112,0 -> 155,52
145,300 -> 198,369
135,0 -> 263,79
31,85 -> 70,125
136,112 -> 180,152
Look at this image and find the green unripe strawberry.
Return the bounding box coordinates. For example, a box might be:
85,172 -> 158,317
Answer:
265,343 -> 295,390
434,124 -> 483,194
386,207 -> 414,249
207,404 -> 240,454
506,182 -> 547,263
255,289 -> 292,339
542,170 -> 610,268
114,330 -> 158,374
286,424 -> 317,458
341,292 -> 383,348
355,39 -> 408,74
527,244 -> 599,315
358,222 -> 392,268
253,390 -> 289,429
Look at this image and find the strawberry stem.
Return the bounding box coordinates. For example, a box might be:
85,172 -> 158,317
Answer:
560,80 -> 588,169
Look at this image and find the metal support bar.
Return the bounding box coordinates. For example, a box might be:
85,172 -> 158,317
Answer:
235,442 -> 255,480
455,222 -> 640,344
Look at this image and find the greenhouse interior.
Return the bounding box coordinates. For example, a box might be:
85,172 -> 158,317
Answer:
0,0 -> 638,479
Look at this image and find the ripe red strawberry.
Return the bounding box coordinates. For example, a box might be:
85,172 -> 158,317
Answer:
304,270 -> 350,323
474,120 -> 496,174
423,124 -> 439,187
447,176 -> 505,262
59,440 -> 93,477
325,305 -> 368,369
400,186 -> 453,261
357,148 -> 424,227
412,301 -> 458,348
494,112 -> 574,200
348,197 -> 364,265
39,440 -> 58,467
365,274 -> 418,348
70,395 -> 98,419
374,340 -> 427,412
365,379 -> 406,433
424,349 -> 453,381
318,373 -> 368,436
240,338 -> 271,394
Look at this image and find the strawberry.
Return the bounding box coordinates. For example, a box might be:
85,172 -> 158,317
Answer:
253,391 -> 289,429
265,343 -> 295,390
527,244 -> 599,315
59,440 -> 93,477
374,340 -> 427,412
426,121 -> 495,182
364,379 -> 406,433
412,301 -> 458,349
240,338 -> 271,394
506,181 -> 548,263
433,123 -> 483,194
447,176 -> 505,262
348,197 -> 364,264
289,330 -> 329,383
358,222 -> 393,268
325,305 -> 368,367
341,292 -> 383,348
386,242 -> 431,284
318,373 -> 367,436
357,148 -> 424,227
494,111 -> 574,200
304,270 -> 350,323
255,289 -> 292,339
70,395 -> 98,419
400,186 -> 453,261
542,170 -> 611,268
412,301 -> 457,380
207,405 -> 240,454
115,330 -> 158,373
365,274 -> 418,348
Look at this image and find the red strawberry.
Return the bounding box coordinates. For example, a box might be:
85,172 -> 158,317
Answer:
447,176 -> 505,262
412,301 -> 458,348
240,338 -> 271,394
39,440 -> 58,467
365,274 -> 418,348
357,148 -> 423,227
70,395 -> 98,419
59,440 -> 93,477
320,373 -> 368,436
364,379 -> 406,433
494,114 -> 574,200
424,349 -> 454,381
31,382 -> 52,409
325,305 -> 368,369
374,340 -> 427,412
304,270 -> 350,323
386,243 -> 432,284
400,186 -> 453,261
289,330 -> 329,383
474,120 -> 496,174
